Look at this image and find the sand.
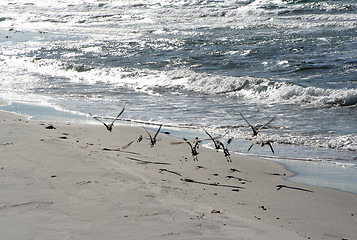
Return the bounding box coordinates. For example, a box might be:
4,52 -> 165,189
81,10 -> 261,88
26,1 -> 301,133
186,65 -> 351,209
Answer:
0,109 -> 356,240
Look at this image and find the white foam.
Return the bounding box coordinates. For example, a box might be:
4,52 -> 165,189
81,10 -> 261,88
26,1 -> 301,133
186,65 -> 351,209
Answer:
1,53 -> 356,107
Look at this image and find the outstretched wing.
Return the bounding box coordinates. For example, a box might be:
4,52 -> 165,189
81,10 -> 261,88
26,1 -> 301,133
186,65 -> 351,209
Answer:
257,116 -> 276,132
266,142 -> 275,154
89,113 -> 109,129
121,135 -> 143,149
153,124 -> 163,140
204,130 -> 215,142
110,108 -> 125,125
184,139 -> 193,149
240,113 -> 256,133
122,139 -> 135,149
144,128 -> 153,143
204,129 -> 224,146
247,142 -> 255,152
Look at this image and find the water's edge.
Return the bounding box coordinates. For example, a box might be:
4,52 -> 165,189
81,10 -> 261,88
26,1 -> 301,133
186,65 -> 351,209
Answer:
1,100 -> 356,195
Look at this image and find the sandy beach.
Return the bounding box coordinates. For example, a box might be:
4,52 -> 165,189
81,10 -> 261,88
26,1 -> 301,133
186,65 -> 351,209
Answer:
0,106 -> 356,240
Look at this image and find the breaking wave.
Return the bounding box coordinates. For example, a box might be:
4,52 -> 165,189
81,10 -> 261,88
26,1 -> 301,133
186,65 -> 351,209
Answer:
55,63 -> 357,107
2,55 -> 356,108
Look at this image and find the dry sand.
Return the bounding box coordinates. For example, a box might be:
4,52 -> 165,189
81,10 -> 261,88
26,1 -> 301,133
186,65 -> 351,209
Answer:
0,108 -> 356,240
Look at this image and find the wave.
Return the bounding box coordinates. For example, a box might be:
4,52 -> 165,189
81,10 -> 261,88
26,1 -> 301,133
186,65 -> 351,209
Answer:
107,68 -> 357,107
2,55 -> 356,108
3,0 -> 355,30
272,133 -> 357,152
88,69 -> 357,107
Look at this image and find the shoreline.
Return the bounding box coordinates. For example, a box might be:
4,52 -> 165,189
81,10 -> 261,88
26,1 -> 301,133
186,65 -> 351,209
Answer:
1,100 -> 356,195
0,104 -> 356,239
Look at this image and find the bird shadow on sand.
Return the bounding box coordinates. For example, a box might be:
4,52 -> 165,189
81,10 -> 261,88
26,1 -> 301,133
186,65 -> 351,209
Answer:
126,157 -> 170,165
276,184 -> 313,192
102,147 -> 140,155
181,178 -> 245,189
159,168 -> 182,176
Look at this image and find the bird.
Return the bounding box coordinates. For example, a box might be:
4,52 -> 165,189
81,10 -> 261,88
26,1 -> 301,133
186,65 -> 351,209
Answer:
204,130 -> 222,151
240,113 -> 276,136
183,137 -> 200,161
89,108 -> 125,132
171,137 -> 202,161
144,124 -> 162,147
247,140 -> 275,154
121,135 -> 143,149
218,138 -> 233,162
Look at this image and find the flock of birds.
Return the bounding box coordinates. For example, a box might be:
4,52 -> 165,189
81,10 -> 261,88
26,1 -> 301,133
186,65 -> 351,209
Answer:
90,108 -> 276,162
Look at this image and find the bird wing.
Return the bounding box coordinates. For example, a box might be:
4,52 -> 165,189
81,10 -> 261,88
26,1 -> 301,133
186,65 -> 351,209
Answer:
204,130 -> 215,142
153,124 -> 163,140
266,142 -> 275,154
185,140 -> 193,148
247,142 -> 255,152
204,129 -> 223,144
144,128 -> 154,143
110,108 -> 125,125
257,116 -> 276,132
240,113 -> 256,132
122,139 -> 135,149
218,141 -> 225,149
89,113 -> 110,129
204,130 -> 220,147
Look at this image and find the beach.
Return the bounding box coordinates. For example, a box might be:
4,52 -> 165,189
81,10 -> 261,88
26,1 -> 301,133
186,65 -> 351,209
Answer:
1,107 -> 356,240
1,1 -> 356,239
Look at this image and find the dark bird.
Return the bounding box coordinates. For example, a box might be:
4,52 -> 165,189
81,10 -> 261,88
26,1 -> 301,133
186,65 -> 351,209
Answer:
171,137 -> 202,161
240,113 -> 276,136
90,108 -> 125,132
247,140 -> 275,154
191,137 -> 201,151
204,130 -> 222,151
144,124 -> 162,147
218,138 -> 233,162
122,135 -> 143,149
184,137 -> 200,161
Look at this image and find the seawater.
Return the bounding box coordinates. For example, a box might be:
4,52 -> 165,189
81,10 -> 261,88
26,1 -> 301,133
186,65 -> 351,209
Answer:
0,0 -> 356,192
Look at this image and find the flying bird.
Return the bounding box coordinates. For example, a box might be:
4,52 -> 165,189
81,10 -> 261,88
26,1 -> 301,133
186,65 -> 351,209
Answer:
144,124 -> 163,147
218,138 -> 233,162
247,140 -> 275,154
90,108 -> 125,132
186,138 -> 200,161
204,130 -> 222,151
171,137 -> 202,161
240,113 -> 276,136
184,137 -> 200,161
121,135 -> 143,149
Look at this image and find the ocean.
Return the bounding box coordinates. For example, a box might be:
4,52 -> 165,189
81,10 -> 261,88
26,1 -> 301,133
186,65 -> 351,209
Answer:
0,0 -> 356,192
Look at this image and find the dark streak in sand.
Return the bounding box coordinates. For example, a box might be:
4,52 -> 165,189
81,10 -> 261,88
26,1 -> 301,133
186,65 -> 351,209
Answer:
126,157 -> 170,165
0,201 -> 54,210
181,178 -> 244,189
159,168 -> 182,176
276,184 -> 313,192
227,175 -> 251,182
103,148 -> 141,155
263,172 -> 286,176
